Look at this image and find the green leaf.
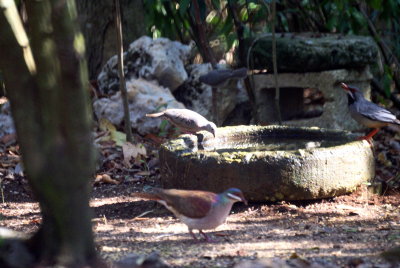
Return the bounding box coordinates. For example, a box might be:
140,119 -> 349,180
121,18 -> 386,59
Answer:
367,0 -> 383,10
179,0 -> 191,16
382,72 -> 392,98
158,120 -> 169,137
219,18 -> 234,36
211,0 -> 221,10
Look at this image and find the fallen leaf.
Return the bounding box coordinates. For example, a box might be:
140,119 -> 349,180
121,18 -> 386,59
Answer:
122,142 -> 147,167
135,170 -> 151,176
110,130 -> 127,147
94,174 -> 119,185
98,118 -> 126,146
145,133 -> 164,144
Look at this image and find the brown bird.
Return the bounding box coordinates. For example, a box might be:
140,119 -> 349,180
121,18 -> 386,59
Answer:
146,108 -> 217,137
341,83 -> 400,140
134,187 -> 247,242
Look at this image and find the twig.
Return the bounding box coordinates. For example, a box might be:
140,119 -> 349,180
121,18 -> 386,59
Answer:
191,0 -> 217,67
212,87 -> 219,126
114,0 -> 133,143
227,0 -> 256,123
227,0 -> 246,64
271,0 -> 282,124
0,179 -> 4,204
163,1 -> 185,43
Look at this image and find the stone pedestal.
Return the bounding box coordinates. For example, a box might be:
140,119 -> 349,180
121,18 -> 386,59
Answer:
252,67 -> 373,131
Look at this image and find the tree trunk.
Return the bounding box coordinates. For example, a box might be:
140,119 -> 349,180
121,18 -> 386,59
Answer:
0,0 -> 100,266
76,0 -> 146,80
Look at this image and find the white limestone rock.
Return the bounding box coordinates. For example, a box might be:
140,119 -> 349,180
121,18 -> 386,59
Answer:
98,36 -> 192,94
93,78 -> 185,135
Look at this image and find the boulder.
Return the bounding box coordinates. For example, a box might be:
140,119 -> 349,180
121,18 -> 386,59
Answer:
245,33 -> 378,72
97,36 -> 192,94
93,78 -> 185,135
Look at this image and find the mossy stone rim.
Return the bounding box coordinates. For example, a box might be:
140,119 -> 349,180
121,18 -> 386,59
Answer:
159,125 -> 374,201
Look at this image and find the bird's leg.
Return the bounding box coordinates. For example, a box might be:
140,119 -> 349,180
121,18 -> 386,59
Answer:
189,228 -> 199,241
199,230 -> 215,243
212,87 -> 219,127
357,128 -> 379,144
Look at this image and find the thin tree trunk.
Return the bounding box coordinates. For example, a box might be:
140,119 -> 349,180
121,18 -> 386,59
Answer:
76,0 -> 146,80
0,0 -> 99,266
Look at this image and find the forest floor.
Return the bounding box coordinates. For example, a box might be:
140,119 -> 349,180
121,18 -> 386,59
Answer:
1,125 -> 400,268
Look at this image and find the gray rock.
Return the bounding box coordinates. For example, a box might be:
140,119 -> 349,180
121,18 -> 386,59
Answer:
252,67 -> 373,131
98,36 -> 192,94
246,33 -> 378,72
0,101 -> 15,138
93,78 -> 185,135
116,252 -> 169,268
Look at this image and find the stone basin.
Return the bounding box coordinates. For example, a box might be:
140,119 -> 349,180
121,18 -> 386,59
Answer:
159,125 -> 374,201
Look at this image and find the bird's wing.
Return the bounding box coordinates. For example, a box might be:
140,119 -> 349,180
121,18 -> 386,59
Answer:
158,189 -> 217,218
355,101 -> 398,123
199,70 -> 235,86
165,110 -> 203,130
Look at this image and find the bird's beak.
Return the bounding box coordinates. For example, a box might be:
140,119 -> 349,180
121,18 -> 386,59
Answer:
227,193 -> 248,205
210,127 -> 216,137
340,82 -> 357,93
340,82 -> 350,92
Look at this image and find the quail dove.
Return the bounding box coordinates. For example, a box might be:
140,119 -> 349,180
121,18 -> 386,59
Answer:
134,187 -> 247,242
199,67 -> 248,88
146,108 -> 217,137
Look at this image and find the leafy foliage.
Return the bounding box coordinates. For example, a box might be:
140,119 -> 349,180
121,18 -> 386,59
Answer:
143,0 -> 400,93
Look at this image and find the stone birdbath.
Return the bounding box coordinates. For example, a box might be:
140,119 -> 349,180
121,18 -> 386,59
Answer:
159,125 -> 374,201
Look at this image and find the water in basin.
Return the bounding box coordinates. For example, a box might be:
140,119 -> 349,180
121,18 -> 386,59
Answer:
200,137 -> 347,153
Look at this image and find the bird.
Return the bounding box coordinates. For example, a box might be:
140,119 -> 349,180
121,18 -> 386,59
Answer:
199,67 -> 248,88
341,82 -> 400,140
146,108 -> 217,137
199,67 -> 248,126
133,187 -> 247,242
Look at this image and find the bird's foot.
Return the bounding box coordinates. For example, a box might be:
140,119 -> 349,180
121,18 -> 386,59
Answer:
200,230 -> 217,243
189,229 -> 199,242
356,135 -> 374,146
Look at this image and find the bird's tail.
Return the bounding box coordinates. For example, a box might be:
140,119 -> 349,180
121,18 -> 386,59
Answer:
394,119 -> 400,125
132,186 -> 162,201
145,112 -> 164,118
231,67 -> 248,79
132,192 -> 160,201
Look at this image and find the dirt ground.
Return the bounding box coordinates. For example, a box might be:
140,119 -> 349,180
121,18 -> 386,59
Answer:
1,140 -> 400,268
1,89 -> 400,267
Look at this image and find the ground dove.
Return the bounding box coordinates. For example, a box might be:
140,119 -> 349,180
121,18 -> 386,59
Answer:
199,67 -> 248,88
341,83 -> 400,140
134,187 -> 247,242
199,67 -> 248,126
146,108 -> 217,137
